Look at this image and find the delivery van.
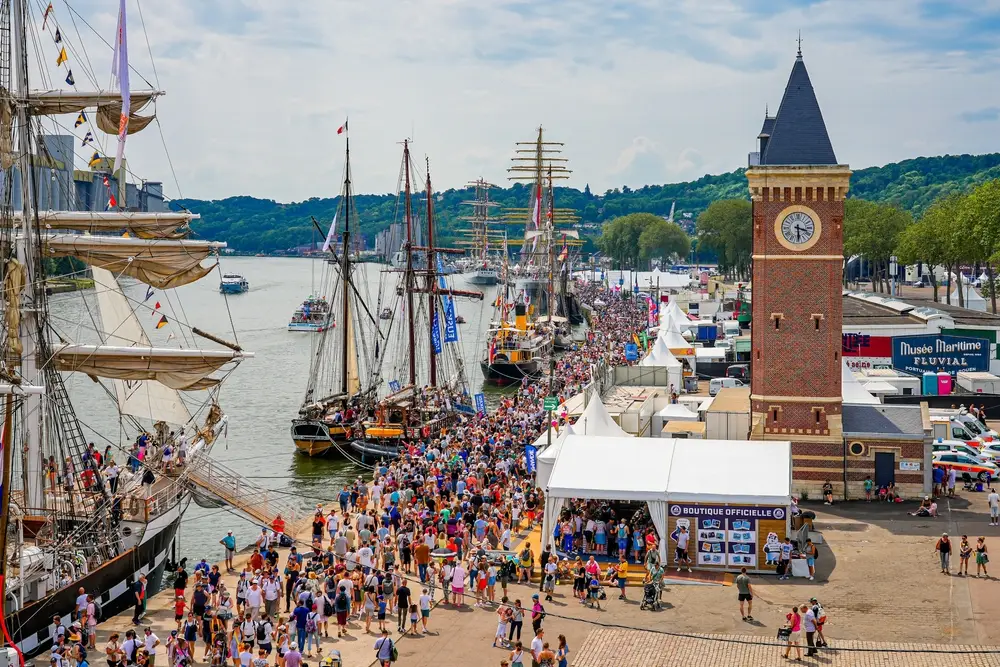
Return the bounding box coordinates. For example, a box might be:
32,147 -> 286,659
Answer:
709,377 -> 745,396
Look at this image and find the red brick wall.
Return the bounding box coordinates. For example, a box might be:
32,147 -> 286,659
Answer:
751,184 -> 844,434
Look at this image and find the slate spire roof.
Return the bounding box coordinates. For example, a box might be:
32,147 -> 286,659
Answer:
760,50 -> 837,166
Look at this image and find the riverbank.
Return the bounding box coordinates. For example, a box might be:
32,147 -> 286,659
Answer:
46,278 -> 94,293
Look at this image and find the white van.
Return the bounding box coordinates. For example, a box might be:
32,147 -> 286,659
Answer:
709,377 -> 745,396
722,321 -> 741,339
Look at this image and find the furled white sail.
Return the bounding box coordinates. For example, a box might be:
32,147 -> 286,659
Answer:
43,234 -> 223,288
51,343 -> 246,389
91,266 -> 192,426
15,211 -> 197,238
346,301 -> 361,397
25,89 -> 160,134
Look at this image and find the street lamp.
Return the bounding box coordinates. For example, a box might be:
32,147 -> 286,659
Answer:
889,255 -> 898,297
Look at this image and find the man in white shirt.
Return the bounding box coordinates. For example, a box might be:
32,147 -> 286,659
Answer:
326,512 -> 339,545
989,487 -> 1000,526
530,628 -> 545,664
246,582 -> 264,620
262,575 -> 281,618
74,588 -> 88,622
143,628 -> 161,667
358,544 -> 374,573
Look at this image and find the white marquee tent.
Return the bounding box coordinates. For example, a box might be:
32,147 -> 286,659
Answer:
573,393 -> 631,437
535,423 -> 574,492
842,358 -> 880,405
656,403 -> 699,422
542,435 -> 792,564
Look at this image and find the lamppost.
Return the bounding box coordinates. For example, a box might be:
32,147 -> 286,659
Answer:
889,255 -> 898,297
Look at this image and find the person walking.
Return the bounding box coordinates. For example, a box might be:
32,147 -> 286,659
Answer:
735,567 -> 753,622
395,578 -> 411,633
131,575 -> 147,625
988,488 -> 999,526
936,533 -> 952,574
674,526 -> 691,572
976,537 -> 990,577
782,606 -> 802,661
802,603 -> 818,656
615,555 -> 628,600
802,539 -> 818,581
530,629 -> 544,667
373,629 -> 394,667
530,594 -> 545,635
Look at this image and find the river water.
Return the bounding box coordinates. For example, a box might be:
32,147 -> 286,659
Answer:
49,256 -> 505,562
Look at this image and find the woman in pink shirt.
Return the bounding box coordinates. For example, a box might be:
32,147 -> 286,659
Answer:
783,606 -> 802,660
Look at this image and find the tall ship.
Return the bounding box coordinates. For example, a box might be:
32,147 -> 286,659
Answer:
457,179 -> 503,285
350,142 -> 483,460
0,0 -> 251,655
291,135 -> 382,457
504,126 -> 584,323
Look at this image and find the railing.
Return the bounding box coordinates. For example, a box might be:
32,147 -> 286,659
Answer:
184,454 -> 298,529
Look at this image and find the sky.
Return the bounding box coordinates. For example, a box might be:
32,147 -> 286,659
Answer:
32,0 -> 1000,203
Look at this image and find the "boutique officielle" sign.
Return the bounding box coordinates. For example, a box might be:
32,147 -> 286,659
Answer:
668,504 -> 786,520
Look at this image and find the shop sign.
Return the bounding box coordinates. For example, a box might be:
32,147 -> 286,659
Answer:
842,333 -> 893,357
891,334 -> 989,376
900,461 -> 921,471
668,504 -> 787,570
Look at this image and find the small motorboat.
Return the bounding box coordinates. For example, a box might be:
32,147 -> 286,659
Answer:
219,274 -> 249,294
455,314 -> 466,324
379,307 -> 393,320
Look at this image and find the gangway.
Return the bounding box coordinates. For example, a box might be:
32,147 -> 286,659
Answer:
184,453 -> 299,529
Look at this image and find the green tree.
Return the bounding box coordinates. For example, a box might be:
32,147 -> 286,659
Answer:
844,199 -> 912,293
638,218 -> 690,264
597,213 -> 661,268
962,179 -> 1000,313
695,199 -> 751,280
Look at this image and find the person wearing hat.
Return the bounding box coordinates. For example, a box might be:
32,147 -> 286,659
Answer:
809,597 -> 828,648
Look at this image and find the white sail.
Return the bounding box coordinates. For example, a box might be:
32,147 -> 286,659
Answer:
51,343 -> 248,389
346,300 -> 361,397
14,211 -> 197,238
91,266 -> 192,426
25,89 -> 160,134
43,234 -> 224,288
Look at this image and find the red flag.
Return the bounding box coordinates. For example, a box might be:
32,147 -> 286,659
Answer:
154,301 -> 161,310
108,193 -> 117,208
336,120 -> 347,135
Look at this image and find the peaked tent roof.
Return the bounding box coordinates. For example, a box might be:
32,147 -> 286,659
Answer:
761,53 -> 837,166
842,357 -> 880,405
659,325 -> 692,351
640,335 -> 682,368
537,423 -> 575,463
573,394 -> 631,437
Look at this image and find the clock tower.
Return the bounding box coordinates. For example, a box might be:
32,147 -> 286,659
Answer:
747,48 -> 851,495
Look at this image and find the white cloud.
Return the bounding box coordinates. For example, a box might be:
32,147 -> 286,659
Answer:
29,0 -> 1000,202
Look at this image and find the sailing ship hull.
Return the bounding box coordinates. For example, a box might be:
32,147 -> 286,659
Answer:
8,509 -> 181,658
287,322 -> 332,333
480,357 -> 541,385
468,269 -> 499,285
290,419 -> 353,458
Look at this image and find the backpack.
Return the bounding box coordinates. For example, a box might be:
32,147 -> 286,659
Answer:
335,592 -> 350,613
305,614 -> 317,634
92,597 -> 103,621
323,596 -> 334,617
255,623 -> 267,642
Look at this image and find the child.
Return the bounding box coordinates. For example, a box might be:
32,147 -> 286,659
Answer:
418,589 -> 432,634
408,603 -> 419,636
493,598 -> 510,648
543,570 -> 555,603
863,476 -> 873,502
376,594 -> 387,634
175,596 -> 187,632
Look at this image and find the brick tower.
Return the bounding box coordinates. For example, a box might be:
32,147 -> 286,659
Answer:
747,47 -> 851,496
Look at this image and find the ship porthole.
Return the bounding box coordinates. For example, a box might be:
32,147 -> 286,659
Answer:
122,527 -> 133,537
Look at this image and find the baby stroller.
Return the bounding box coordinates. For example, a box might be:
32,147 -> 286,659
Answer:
639,582 -> 661,611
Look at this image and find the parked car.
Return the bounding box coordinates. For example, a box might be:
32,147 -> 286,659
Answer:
931,440 -> 994,463
726,364 -> 749,380
933,452 -> 998,482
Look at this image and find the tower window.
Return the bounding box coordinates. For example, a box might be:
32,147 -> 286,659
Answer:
771,313 -> 784,330
813,407 -> 823,424
756,349 -> 761,360
812,314 -> 824,331
835,351 -> 839,361
772,409 -> 779,423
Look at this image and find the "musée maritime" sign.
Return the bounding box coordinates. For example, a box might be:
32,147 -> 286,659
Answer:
891,334 -> 989,376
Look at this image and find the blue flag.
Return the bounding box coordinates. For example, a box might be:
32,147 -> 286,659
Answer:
474,393 -> 487,414
438,257 -> 459,343
625,343 -> 638,361
388,380 -> 401,393
431,311 -> 442,354
524,445 -> 538,474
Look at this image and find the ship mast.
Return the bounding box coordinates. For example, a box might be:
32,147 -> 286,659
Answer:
13,0 -> 44,510
339,138 -> 352,395
402,141 -> 417,386
425,159 -> 437,388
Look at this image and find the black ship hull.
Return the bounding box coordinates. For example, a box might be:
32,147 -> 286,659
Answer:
480,358 -> 541,386
291,419 -> 354,459
9,514 -> 180,657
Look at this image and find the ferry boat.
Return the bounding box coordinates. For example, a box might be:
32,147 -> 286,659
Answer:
288,296 -> 332,332
219,273 -> 249,294
469,263 -> 500,285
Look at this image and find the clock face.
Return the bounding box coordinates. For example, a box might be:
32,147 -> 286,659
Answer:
780,211 -> 816,246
